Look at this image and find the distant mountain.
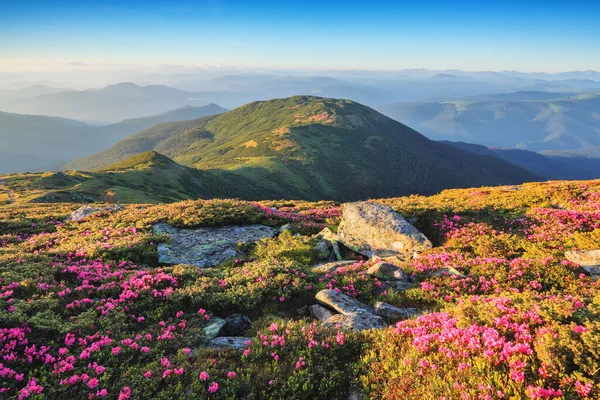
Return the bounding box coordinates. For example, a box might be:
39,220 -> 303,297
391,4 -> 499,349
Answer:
0,105 -> 227,174
441,141 -> 600,180
67,96 -> 540,201
0,85 -> 72,98
0,82 -> 235,123
378,93 -> 600,151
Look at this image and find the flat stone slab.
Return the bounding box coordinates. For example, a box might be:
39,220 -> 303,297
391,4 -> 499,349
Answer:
206,337 -> 252,350
312,260 -> 355,274
153,223 -> 276,267
373,302 -> 420,320
321,312 -> 386,331
316,289 -> 373,315
67,205 -> 124,221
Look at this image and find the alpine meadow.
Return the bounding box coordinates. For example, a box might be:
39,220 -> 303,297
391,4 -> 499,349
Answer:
1,1 -> 600,400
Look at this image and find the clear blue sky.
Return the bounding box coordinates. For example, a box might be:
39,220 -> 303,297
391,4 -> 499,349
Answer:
1,0 -> 599,72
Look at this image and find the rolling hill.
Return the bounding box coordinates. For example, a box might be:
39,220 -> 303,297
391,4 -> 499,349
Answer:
0,104 -> 227,174
65,96 -> 541,201
378,93 -> 600,151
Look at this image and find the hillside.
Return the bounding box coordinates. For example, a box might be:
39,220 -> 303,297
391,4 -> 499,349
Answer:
0,179 -> 599,398
66,96 -> 540,201
0,151 -> 262,204
378,93 -> 600,151
441,141 -> 600,180
0,105 -> 227,174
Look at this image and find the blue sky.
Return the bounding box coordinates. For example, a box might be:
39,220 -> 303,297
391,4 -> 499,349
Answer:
1,0 -> 599,72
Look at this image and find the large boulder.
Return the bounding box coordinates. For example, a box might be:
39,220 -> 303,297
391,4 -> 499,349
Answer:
565,250 -> 600,279
337,202 -> 431,259
153,223 -> 277,267
67,205 -> 124,221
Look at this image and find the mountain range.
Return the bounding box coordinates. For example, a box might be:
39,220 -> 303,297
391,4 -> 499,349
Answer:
62,96 -> 540,202
378,92 -> 600,151
0,104 -> 227,174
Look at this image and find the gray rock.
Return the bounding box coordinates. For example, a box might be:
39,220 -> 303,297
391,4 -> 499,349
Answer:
219,314 -> 252,336
153,223 -> 277,267
314,240 -> 332,260
565,250 -> 600,278
367,262 -> 408,281
331,240 -> 343,261
67,205 -> 124,221
278,223 -> 292,234
202,318 -> 226,340
373,302 -> 420,320
337,202 -> 432,259
321,312 -> 386,331
380,281 -> 415,292
309,304 -> 335,322
206,337 -> 252,350
316,227 -> 338,241
348,387 -> 364,400
312,260 -> 355,274
430,266 -> 465,278
316,289 -> 373,315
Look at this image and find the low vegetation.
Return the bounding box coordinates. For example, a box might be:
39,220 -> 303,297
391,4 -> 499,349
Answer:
0,179 -> 599,399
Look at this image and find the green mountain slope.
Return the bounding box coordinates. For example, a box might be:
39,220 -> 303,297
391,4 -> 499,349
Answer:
66,96 -> 541,201
378,93 -> 600,151
0,104 -> 227,174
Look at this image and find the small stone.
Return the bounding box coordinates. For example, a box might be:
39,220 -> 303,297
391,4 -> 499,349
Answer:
367,262 -> 408,281
202,318 -> 226,340
430,266 -> 465,278
309,304 -> 335,322
380,281 -> 415,292
316,227 -> 338,241
278,223 -> 292,234
331,240 -> 343,261
373,302 -> 420,320
219,314 -> 252,337
206,337 -> 252,350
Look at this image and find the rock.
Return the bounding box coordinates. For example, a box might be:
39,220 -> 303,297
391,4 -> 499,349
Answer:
380,281 -> 415,292
430,266 -> 465,278
67,205 -> 124,221
314,240 -> 332,260
316,227 -> 338,241
206,337 -> 252,350
219,314 -> 252,336
202,318 -> 226,340
153,223 -> 277,267
348,387 -> 364,400
312,260 -> 355,274
565,250 -> 600,276
321,312 -> 386,331
367,262 -> 408,281
278,223 -> 292,234
373,302 -> 420,320
309,304 -> 335,322
331,240 -> 343,261
337,202 -> 432,259
316,289 -> 373,315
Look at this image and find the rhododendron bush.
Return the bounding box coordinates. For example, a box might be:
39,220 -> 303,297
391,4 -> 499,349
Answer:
0,181 -> 599,399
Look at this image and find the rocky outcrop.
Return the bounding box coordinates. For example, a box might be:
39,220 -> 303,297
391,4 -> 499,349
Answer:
565,250 -> 600,280
337,202 -> 431,259
153,223 -> 276,267
312,260 -> 355,274
67,205 -> 124,221
373,302 -> 420,320
366,262 -> 408,281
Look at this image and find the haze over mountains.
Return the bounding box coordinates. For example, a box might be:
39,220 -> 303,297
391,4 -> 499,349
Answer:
1,68 -> 599,187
